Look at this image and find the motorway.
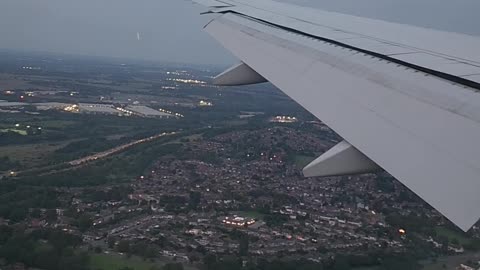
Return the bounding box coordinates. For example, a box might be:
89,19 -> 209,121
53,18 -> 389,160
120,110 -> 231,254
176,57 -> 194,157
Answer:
69,132 -> 177,166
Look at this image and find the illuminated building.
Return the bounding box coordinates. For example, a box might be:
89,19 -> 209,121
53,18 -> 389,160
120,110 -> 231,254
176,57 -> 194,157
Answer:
222,215 -> 256,227
270,116 -> 298,123
199,100 -> 213,107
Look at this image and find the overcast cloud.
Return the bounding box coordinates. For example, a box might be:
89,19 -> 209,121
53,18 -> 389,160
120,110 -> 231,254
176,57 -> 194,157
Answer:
0,0 -> 479,66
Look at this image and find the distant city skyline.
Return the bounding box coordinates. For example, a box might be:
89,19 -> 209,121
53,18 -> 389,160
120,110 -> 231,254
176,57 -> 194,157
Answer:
1,0 -> 479,66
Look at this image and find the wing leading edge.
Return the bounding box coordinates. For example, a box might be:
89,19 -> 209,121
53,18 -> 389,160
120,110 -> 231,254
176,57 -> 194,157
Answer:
191,0 -> 480,231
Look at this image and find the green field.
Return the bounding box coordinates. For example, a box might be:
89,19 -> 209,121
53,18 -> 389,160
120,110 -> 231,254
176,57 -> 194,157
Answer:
435,227 -> 472,245
89,253 -> 197,270
90,253 -> 161,270
0,141 -> 70,168
0,128 -> 27,135
422,252 -> 480,270
294,154 -> 315,169
39,120 -> 76,129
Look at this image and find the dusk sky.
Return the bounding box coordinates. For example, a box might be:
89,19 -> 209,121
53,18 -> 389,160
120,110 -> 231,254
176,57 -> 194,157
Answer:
1,0 -> 479,66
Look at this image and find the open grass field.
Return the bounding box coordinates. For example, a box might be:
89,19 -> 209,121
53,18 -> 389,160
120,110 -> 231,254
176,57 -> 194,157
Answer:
0,128 -> 27,135
422,252 -> 480,270
0,73 -> 40,89
90,253 -> 160,270
0,141 -> 70,168
223,119 -> 249,126
39,120 -> 76,129
294,154 -> 315,169
435,227 -> 472,245
89,253 -> 198,270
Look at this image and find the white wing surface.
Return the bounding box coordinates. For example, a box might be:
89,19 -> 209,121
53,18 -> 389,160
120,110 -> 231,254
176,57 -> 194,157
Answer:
191,0 -> 480,232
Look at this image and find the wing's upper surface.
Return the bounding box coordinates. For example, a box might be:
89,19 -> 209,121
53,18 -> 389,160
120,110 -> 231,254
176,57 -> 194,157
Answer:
191,0 -> 480,231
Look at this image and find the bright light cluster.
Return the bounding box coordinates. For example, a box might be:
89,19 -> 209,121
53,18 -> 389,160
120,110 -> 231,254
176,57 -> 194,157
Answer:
270,116 -> 298,123
116,107 -> 134,115
167,78 -> 206,84
166,71 -> 187,76
222,216 -> 256,227
159,108 -> 184,118
64,104 -> 79,112
199,100 -> 213,107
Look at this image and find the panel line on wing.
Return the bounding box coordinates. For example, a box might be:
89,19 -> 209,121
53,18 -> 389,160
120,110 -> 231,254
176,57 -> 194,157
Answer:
204,2 -> 480,86
220,12 -> 480,92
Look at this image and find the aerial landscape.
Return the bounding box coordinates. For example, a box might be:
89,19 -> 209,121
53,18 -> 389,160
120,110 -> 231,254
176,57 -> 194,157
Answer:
2,0 -> 480,268
0,49 -> 479,270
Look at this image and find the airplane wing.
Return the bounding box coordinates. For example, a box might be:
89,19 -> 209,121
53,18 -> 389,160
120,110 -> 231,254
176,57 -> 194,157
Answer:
191,0 -> 480,232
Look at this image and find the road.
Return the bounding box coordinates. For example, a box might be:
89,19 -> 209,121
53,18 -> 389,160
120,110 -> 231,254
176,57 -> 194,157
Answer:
69,132 -> 177,166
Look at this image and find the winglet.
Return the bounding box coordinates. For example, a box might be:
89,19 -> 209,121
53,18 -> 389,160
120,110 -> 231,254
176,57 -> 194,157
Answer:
303,140 -> 382,177
213,62 -> 267,86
